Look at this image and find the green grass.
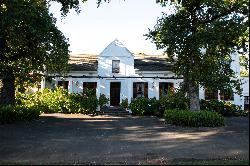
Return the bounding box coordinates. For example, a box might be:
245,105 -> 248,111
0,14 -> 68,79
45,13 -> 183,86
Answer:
169,159 -> 249,165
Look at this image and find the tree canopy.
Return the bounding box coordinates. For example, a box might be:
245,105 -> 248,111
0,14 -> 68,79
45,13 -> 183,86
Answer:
0,0 -> 70,104
146,0 -> 249,110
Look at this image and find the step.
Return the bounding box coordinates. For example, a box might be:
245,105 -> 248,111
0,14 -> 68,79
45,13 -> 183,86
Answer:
98,111 -> 131,116
100,111 -> 131,114
99,106 -> 131,116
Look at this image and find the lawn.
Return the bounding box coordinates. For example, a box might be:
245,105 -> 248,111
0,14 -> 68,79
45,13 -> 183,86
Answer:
168,159 -> 249,165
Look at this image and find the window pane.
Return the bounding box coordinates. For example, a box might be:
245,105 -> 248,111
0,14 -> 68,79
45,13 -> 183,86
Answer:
159,82 -> 174,98
205,88 -> 218,100
137,83 -> 144,97
83,82 -> 97,95
112,60 -> 120,73
244,96 -> 249,112
57,81 -> 68,90
133,82 -> 148,98
220,90 -> 234,101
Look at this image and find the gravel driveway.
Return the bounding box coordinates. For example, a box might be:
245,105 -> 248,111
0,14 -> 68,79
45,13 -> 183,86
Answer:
0,113 -> 249,164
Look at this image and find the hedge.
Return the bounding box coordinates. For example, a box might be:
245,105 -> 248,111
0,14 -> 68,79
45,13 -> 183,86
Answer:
0,105 -> 40,124
164,109 -> 225,127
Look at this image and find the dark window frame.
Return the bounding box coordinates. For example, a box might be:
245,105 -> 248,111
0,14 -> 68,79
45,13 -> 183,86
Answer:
205,88 -> 218,100
112,60 -> 120,73
83,82 -> 97,94
159,82 -> 174,98
133,82 -> 148,98
219,90 -> 234,101
57,81 -> 69,90
244,96 -> 249,112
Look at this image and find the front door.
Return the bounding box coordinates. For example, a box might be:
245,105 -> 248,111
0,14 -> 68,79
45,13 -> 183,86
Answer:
110,82 -> 121,106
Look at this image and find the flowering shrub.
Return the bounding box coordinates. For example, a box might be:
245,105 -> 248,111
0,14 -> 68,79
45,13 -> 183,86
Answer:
129,97 -> 158,116
16,87 -> 98,115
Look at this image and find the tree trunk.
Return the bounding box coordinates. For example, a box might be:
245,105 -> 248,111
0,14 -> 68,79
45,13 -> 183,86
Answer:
188,82 -> 200,111
0,71 -> 15,105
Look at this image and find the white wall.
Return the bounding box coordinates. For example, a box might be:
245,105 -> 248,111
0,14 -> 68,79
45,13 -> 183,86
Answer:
42,42 -> 249,109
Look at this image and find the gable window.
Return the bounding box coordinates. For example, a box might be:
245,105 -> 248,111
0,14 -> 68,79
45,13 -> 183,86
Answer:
220,89 -> 234,101
133,82 -> 148,98
205,88 -> 218,100
83,82 -> 97,95
112,60 -> 120,73
159,82 -> 174,98
57,81 -> 69,90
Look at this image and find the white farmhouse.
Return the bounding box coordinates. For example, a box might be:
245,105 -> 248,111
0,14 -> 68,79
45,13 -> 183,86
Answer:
41,39 -> 249,111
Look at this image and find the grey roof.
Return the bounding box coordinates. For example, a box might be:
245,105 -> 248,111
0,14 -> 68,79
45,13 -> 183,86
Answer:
69,53 -> 173,72
69,63 -> 98,71
134,57 -> 173,71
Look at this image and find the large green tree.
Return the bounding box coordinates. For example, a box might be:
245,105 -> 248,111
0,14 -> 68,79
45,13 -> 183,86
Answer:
0,0 -> 110,105
0,0 -> 70,105
147,0 -> 249,111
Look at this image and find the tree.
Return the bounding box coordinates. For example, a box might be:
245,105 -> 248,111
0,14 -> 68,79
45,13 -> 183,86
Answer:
146,0 -> 249,111
0,0 -> 112,105
0,0 -> 69,105
240,55 -> 249,77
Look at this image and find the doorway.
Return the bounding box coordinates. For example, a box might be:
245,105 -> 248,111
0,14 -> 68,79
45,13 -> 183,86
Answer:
110,82 -> 121,106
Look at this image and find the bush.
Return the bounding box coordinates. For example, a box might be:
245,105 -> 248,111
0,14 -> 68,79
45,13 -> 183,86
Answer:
98,94 -> 109,109
67,92 -> 98,114
129,97 -> 158,116
158,92 -> 189,117
16,87 -> 98,115
164,109 -> 225,127
121,98 -> 129,109
200,99 -> 247,117
0,105 -> 40,124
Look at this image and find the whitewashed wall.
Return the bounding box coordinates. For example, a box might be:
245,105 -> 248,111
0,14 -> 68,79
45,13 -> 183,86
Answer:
42,40 -> 249,109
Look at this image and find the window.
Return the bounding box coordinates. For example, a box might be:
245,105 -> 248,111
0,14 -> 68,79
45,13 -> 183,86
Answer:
57,81 -> 69,90
220,90 -> 234,101
83,82 -> 97,94
244,96 -> 249,105
205,88 -> 218,100
244,96 -> 249,112
133,82 -> 148,98
159,82 -> 174,98
112,60 -> 120,73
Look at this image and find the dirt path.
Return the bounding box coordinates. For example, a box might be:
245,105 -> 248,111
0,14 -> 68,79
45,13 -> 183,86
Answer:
0,113 -> 248,164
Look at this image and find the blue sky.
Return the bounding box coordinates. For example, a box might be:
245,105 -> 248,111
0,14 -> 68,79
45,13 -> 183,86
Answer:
49,0 -> 170,55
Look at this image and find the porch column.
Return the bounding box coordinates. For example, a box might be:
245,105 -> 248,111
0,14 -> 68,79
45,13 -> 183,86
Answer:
96,79 -> 101,99
155,79 -> 160,100
128,78 -> 132,104
68,78 -> 73,93
41,76 -> 46,89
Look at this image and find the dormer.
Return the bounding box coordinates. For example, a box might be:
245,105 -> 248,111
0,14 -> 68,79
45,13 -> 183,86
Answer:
98,39 -> 135,77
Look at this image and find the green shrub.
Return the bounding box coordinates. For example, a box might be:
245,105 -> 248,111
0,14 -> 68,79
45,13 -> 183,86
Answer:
16,87 -> 98,115
158,92 -> 189,117
129,97 -> 158,116
98,94 -> 109,109
121,98 -> 129,109
164,109 -> 225,127
147,98 -> 160,116
200,99 -> 247,117
0,105 -> 40,124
